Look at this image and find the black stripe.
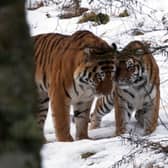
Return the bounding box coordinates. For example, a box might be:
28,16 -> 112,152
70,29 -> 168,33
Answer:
79,78 -> 88,85
92,66 -> 97,72
148,61 -> 153,82
83,68 -> 88,77
35,41 -> 46,64
101,66 -> 114,71
79,84 -> 84,91
118,93 -> 126,102
97,107 -> 105,115
42,73 -> 47,90
38,36 -> 50,65
39,114 -> 47,118
128,103 -> 133,111
74,108 -> 89,117
76,102 -> 83,106
39,84 -> 44,91
74,110 -> 81,117
47,37 -> 59,64
144,84 -> 154,97
123,89 -> 135,98
42,35 -> 53,69
63,81 -> 71,99
43,37 -> 53,56
38,120 -> 45,125
73,31 -> 88,41
106,96 -> 113,106
103,101 -> 111,112
39,108 -> 48,112
62,43 -> 70,53
127,112 -> 131,118
98,104 -> 105,115
88,72 -> 92,78
53,36 -> 64,47
73,79 -> 79,96
40,97 -> 49,104
141,66 -> 145,73
136,78 -> 147,90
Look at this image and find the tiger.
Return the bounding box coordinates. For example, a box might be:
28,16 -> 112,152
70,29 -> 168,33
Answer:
90,40 -> 160,136
33,30 -> 118,142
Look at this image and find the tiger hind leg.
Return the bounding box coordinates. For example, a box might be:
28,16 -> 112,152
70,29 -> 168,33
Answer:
37,89 -> 49,133
114,93 -> 133,136
89,95 -> 113,130
135,101 -> 159,135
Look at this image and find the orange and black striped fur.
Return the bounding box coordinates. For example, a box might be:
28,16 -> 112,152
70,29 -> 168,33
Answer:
90,41 -> 160,136
34,30 -> 118,141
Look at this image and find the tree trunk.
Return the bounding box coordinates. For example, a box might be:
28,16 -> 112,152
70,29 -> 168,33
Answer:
0,0 -> 43,168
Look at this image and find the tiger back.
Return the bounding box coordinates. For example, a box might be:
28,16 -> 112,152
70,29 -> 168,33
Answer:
90,40 -> 160,136
34,30 -> 118,141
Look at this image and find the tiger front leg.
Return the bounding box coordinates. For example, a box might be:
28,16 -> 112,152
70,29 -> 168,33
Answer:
89,95 -> 114,130
114,93 -> 132,136
89,112 -> 102,130
50,93 -> 73,142
73,101 -> 92,140
136,98 -> 159,135
89,98 -> 104,130
36,86 -> 50,143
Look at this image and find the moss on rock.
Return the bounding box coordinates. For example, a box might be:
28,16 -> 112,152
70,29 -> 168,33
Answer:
78,12 -> 109,25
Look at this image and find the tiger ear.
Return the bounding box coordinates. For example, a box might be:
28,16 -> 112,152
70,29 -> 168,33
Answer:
111,43 -> 117,51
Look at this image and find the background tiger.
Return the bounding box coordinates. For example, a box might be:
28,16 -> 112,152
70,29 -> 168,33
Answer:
34,30 -> 118,141
90,40 -> 160,136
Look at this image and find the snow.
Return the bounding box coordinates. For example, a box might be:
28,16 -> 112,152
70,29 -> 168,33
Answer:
26,0 -> 168,167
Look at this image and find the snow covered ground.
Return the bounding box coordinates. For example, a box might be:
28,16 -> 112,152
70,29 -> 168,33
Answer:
26,0 -> 168,167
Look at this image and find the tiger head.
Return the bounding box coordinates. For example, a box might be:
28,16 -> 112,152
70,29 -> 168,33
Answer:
116,41 -> 149,87
74,45 -> 118,96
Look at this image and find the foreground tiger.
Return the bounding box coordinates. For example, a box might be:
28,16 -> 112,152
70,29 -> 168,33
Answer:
90,41 -> 160,135
34,30 -> 118,141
